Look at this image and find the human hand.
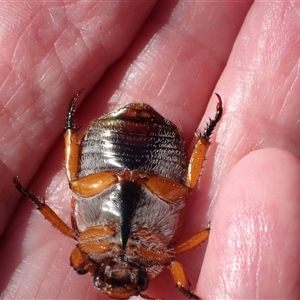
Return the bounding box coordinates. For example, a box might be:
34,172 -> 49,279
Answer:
1,2 -> 300,300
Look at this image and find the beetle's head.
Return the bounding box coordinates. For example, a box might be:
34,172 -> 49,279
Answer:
94,260 -> 149,299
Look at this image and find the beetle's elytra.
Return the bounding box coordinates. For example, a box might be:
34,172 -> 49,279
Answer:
14,93 -> 222,300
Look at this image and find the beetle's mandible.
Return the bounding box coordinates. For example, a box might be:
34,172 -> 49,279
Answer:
14,93 -> 222,300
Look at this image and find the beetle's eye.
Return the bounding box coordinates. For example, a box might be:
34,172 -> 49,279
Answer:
137,270 -> 148,291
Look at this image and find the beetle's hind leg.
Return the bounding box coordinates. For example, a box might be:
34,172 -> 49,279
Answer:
64,91 -> 83,181
13,178 -> 75,239
186,94 -> 223,189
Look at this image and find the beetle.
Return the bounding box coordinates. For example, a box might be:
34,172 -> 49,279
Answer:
14,93 -> 222,300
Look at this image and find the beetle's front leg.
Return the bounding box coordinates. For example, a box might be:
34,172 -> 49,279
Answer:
64,91 -> 82,181
186,94 -> 223,189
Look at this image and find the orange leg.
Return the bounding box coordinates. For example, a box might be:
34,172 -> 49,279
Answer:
80,240 -> 115,255
64,92 -> 120,198
71,225 -> 117,274
13,178 -> 75,239
70,171 -> 119,197
169,261 -> 199,300
186,94 -> 222,188
14,93 -> 84,238
77,224 -> 116,241
69,169 -> 191,200
64,91 -> 82,181
70,246 -> 96,275
129,228 -> 173,268
139,173 -> 191,202
133,246 -> 172,266
174,228 -> 210,255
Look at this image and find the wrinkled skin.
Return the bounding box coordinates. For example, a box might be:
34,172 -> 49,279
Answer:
1,2 -> 300,299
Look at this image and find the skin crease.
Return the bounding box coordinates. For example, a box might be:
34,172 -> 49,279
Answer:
0,1 -> 300,299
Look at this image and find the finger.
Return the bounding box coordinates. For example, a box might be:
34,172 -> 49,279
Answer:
208,2 -> 300,210
199,148 -> 300,299
195,3 -> 300,292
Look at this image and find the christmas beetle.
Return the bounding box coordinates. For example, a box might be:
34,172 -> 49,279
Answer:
14,93 -> 222,299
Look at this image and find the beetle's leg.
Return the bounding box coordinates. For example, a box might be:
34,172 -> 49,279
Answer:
70,245 -> 95,275
140,293 -> 163,300
186,94 -> 223,188
69,171 -> 119,197
80,240 -> 115,255
71,243 -> 114,275
133,246 -> 172,266
64,91 -> 83,181
138,173 -> 190,202
71,224 -> 117,274
174,228 -> 210,255
77,224 -> 116,241
70,170 -> 186,200
13,178 -> 75,239
130,228 -> 173,268
169,261 -> 199,300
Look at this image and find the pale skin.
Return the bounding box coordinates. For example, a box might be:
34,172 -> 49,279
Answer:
1,2 -> 300,300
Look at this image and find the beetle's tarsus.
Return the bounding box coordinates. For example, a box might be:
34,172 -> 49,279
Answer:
178,286 -> 200,300
65,90 -> 83,132
140,293 -> 163,300
201,93 -> 223,140
13,177 -> 43,208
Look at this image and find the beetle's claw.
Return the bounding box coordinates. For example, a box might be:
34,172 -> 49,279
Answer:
201,93 -> 223,140
65,90 -> 83,131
